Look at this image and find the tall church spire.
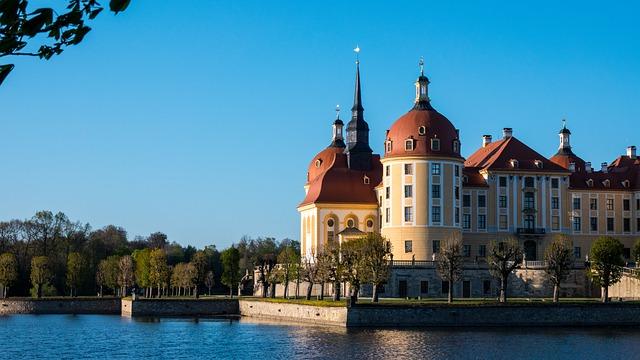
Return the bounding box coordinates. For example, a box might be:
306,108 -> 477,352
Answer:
345,47 -> 373,171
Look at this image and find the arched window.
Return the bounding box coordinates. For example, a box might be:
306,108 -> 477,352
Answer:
315,159 -> 322,168
347,219 -> 355,228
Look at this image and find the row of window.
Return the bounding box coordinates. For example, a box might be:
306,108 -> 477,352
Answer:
573,217 -> 640,233
388,138 -> 461,154
462,194 -> 486,208
401,206 -> 442,223
385,163 -> 461,177
573,197 -> 637,211
497,176 -> 561,188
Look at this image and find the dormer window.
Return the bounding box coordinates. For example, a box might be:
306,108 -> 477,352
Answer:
405,139 -> 414,151
386,140 -> 392,153
534,160 -> 543,169
418,126 -> 426,135
462,175 -> 469,184
431,138 -> 440,151
622,180 -> 631,188
603,179 -> 611,188
510,159 -> 519,168
586,179 -> 594,188
453,140 -> 460,154
315,159 -> 322,168
363,175 -> 370,185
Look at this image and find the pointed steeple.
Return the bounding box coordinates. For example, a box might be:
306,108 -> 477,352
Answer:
559,119 -> 571,150
345,48 -> 372,171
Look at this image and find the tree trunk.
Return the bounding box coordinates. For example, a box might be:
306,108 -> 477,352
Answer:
350,283 -> 359,304
333,281 -> 341,301
195,286 -> 199,299
553,284 -> 559,303
295,278 -> 300,299
306,282 -> 313,300
372,284 -> 379,303
270,282 -> 276,298
229,286 -> 234,298
37,283 -> 42,299
262,282 -> 268,298
157,284 -> 161,298
99,285 -> 103,297
283,278 -> 289,299
448,280 -> 453,304
319,283 -> 325,300
602,286 -> 609,303
499,276 -> 507,303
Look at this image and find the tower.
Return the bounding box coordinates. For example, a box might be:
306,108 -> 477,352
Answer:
345,60 -> 373,171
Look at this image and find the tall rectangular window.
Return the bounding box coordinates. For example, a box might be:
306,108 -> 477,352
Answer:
432,240 -> 441,254
455,186 -> 460,200
454,165 -> 460,177
499,177 -> 507,187
573,197 -> 581,210
590,198 -> 598,210
499,215 -> 508,230
441,281 -> 449,294
385,208 -> 390,223
552,216 -> 560,231
404,206 -> 413,222
431,163 -> 441,175
574,247 -> 581,259
552,197 -> 559,210
573,217 -> 581,231
404,163 -> 413,175
624,218 -> 631,232
404,185 -> 413,198
431,139 -> 440,151
551,178 -> 559,188
590,217 -> 598,232
432,206 -> 441,223
606,199 -> 614,211
525,177 -> 535,188
524,192 -> 535,209
478,215 -> 486,230
385,165 -> 390,176
478,194 -> 486,208
432,185 -> 441,199
463,214 -> 471,229
463,245 -> 471,257
455,208 -> 460,225
499,195 -> 507,208
463,194 -> 471,207
420,281 -> 429,294
385,187 -> 390,199
404,240 -> 413,253
624,199 -> 630,211
607,218 -> 614,232
479,245 -> 486,257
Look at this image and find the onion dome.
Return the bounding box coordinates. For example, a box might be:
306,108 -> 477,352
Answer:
384,59 -> 462,159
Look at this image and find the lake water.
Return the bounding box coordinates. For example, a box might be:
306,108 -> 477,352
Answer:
1,315 -> 639,359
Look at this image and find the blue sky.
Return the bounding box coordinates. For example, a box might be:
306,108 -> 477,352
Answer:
1,1 -> 639,249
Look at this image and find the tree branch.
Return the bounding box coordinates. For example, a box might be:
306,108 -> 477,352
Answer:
0,52 -> 40,58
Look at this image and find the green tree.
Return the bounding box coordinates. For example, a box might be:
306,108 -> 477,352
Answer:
0,0 -> 131,86
341,238 -> 368,304
204,270 -> 214,296
0,252 -> 18,298
149,249 -> 168,298
132,248 -> 151,297
96,256 -> 119,296
277,243 -> 299,299
487,237 -> 523,303
544,235 -> 574,302
632,239 -> 640,265
66,252 -> 85,297
30,256 -> 51,298
436,235 -> 464,304
360,233 -> 392,303
221,247 -> 240,298
589,236 -> 625,303
190,251 -> 208,298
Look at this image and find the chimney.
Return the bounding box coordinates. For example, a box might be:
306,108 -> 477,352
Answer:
585,162 -> 592,173
627,146 -> 637,159
568,162 -> 576,172
482,135 -> 492,148
503,128 -> 513,139
601,162 -> 608,173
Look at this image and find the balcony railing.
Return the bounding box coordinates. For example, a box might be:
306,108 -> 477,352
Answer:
516,227 -> 546,235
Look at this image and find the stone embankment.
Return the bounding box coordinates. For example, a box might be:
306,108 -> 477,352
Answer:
237,299 -> 347,325
121,298 -> 238,317
0,297 -> 120,315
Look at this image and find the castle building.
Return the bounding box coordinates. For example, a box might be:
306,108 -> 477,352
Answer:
298,60 -> 640,273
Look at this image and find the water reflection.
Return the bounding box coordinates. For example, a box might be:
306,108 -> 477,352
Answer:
2,315 -> 640,359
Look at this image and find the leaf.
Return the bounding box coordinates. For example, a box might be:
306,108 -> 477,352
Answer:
109,0 -> 130,14
22,8 -> 54,37
89,8 -> 103,20
0,64 -> 14,86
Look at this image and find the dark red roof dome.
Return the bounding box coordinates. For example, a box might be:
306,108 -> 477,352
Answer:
385,108 -> 462,159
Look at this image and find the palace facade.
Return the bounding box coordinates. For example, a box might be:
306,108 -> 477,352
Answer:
298,61 -> 640,271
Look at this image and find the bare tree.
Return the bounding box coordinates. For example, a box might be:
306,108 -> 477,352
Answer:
436,235 -> 464,303
544,235 -> 573,302
361,233 -> 392,303
277,243 -> 299,298
341,238 -> 367,305
204,271 -> 214,296
118,255 -> 135,297
487,237 -> 523,303
302,252 -> 319,300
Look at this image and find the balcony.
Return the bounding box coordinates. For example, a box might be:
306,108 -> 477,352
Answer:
516,227 -> 546,235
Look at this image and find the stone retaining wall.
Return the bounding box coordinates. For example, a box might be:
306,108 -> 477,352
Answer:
0,298 -> 121,315
346,303 -> 640,327
121,298 -> 238,317
238,300 -> 347,326
609,274 -> 640,299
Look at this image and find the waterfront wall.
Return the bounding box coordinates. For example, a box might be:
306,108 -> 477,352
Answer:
609,274 -> 640,299
121,298 -> 238,317
237,300 -> 347,325
0,298 -> 120,315
346,304 -> 640,327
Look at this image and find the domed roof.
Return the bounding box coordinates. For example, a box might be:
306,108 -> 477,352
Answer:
306,146 -> 344,184
385,108 -> 462,159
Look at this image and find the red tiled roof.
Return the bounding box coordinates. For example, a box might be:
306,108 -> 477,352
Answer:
462,167 -> 488,187
569,155 -> 640,190
384,108 -> 462,159
550,150 -> 587,173
465,136 -> 569,173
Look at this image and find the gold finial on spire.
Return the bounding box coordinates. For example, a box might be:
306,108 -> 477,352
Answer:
419,56 -> 424,75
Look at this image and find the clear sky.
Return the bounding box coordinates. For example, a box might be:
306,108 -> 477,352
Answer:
1,1 -> 639,249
